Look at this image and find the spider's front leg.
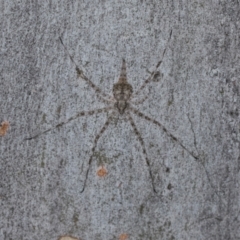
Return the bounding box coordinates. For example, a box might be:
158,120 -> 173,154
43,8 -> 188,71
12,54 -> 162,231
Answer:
133,30 -> 172,97
59,37 -> 112,104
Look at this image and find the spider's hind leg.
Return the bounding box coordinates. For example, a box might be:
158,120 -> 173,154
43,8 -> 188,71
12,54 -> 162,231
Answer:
80,114 -> 113,193
130,106 -> 199,161
127,112 -> 157,193
25,107 -> 112,140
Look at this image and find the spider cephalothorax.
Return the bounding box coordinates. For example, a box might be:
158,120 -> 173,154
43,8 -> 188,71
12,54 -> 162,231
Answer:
113,59 -> 133,114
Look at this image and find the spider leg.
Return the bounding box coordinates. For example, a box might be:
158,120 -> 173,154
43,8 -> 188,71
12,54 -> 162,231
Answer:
25,107 -> 112,140
133,30 -> 172,97
130,106 -> 199,161
59,37 -> 112,103
80,114 -> 112,193
131,94 -> 149,105
130,108 -> 223,200
127,112 -> 157,193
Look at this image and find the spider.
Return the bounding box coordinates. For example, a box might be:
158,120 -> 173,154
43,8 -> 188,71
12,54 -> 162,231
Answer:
25,31 -> 198,193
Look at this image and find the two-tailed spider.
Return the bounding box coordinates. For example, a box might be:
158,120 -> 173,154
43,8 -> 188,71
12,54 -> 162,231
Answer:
26,31 -> 198,193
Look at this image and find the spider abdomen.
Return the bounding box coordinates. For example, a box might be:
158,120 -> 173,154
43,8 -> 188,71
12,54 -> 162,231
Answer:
115,101 -> 129,114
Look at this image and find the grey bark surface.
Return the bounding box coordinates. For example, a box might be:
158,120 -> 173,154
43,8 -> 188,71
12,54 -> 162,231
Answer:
1,1 -> 240,240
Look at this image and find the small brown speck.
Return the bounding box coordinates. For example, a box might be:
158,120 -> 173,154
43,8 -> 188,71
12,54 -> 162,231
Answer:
0,121 -> 10,136
119,233 -> 128,240
97,166 -> 107,177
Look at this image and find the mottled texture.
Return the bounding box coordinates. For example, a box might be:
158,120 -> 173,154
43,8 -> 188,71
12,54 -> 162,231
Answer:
0,1 -> 240,240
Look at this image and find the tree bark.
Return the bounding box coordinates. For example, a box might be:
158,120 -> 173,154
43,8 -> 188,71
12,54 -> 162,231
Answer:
1,1 -> 239,239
